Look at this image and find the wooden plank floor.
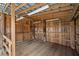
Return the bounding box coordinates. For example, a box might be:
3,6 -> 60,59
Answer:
16,40 -> 78,56
0,48 -> 2,56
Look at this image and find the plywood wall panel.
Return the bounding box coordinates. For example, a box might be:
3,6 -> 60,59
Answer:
46,20 -> 60,44
15,22 -> 22,32
5,15 -> 32,42
34,21 -> 45,42
16,33 -> 23,42
15,18 -> 32,41
5,15 -> 11,34
4,15 -> 11,39
45,19 -> 72,47
24,32 -> 32,41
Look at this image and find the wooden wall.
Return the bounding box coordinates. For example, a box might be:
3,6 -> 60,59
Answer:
33,21 -> 46,41
15,18 -> 32,42
4,14 -> 78,50
4,15 -> 11,39
4,15 -> 32,42
0,16 -> 3,48
32,19 -> 76,48
76,17 -> 79,53
70,21 -> 75,49
46,20 -> 61,43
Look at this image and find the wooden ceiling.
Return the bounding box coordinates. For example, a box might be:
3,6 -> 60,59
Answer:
1,3 -> 79,21
16,3 -> 45,15
30,10 -> 73,21
16,3 -> 76,21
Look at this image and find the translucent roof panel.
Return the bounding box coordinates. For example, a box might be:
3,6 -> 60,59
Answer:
16,8 -> 22,12
16,3 -> 36,13
20,6 -> 26,10
15,3 -> 22,6
28,3 -> 36,7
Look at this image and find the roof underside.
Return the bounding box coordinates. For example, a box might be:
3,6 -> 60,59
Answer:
0,3 -> 78,21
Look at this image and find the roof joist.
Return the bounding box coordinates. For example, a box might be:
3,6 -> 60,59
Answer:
36,6 -> 73,15
33,4 -> 71,15
15,3 -> 28,11
16,3 -> 45,15
31,10 -> 72,21
5,3 -> 10,11
50,3 -> 71,9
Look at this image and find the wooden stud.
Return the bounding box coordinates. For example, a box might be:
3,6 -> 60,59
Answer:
0,13 -> 5,55
59,20 -> 62,44
42,20 -> 46,41
8,43 -> 11,56
11,3 -> 16,56
74,19 -> 77,49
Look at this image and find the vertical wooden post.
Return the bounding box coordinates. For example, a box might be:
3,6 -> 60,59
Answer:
70,21 -> 75,49
1,13 -> 5,55
74,19 -> 76,49
31,20 -> 35,40
33,23 -> 35,40
11,3 -> 16,56
59,20 -> 62,44
43,20 -> 46,42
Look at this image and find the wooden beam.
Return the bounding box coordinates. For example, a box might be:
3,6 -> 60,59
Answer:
5,3 -> 9,11
31,10 -> 72,21
17,4 -> 72,20
49,3 -> 71,9
36,6 -> 74,15
3,35 -> 12,44
42,20 -> 46,39
33,4 -> 71,15
3,42 -> 9,53
71,4 -> 79,20
11,3 -> 16,56
16,3 -> 45,15
15,3 -> 27,11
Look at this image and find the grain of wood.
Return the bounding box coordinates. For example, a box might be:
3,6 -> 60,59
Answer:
16,40 -> 78,56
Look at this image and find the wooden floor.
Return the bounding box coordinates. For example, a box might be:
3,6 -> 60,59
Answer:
0,48 -> 2,56
16,40 -> 78,56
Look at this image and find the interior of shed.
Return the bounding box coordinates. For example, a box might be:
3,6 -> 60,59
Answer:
0,3 -> 79,56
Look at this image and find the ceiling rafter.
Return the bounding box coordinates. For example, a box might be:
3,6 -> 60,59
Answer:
50,3 -> 71,9
16,3 -> 45,15
17,5 -> 73,21
5,3 -> 10,11
34,4 -> 71,14
15,3 -> 28,11
31,9 -> 72,21
17,4 -> 73,18
35,6 -> 73,15
71,4 -> 79,20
